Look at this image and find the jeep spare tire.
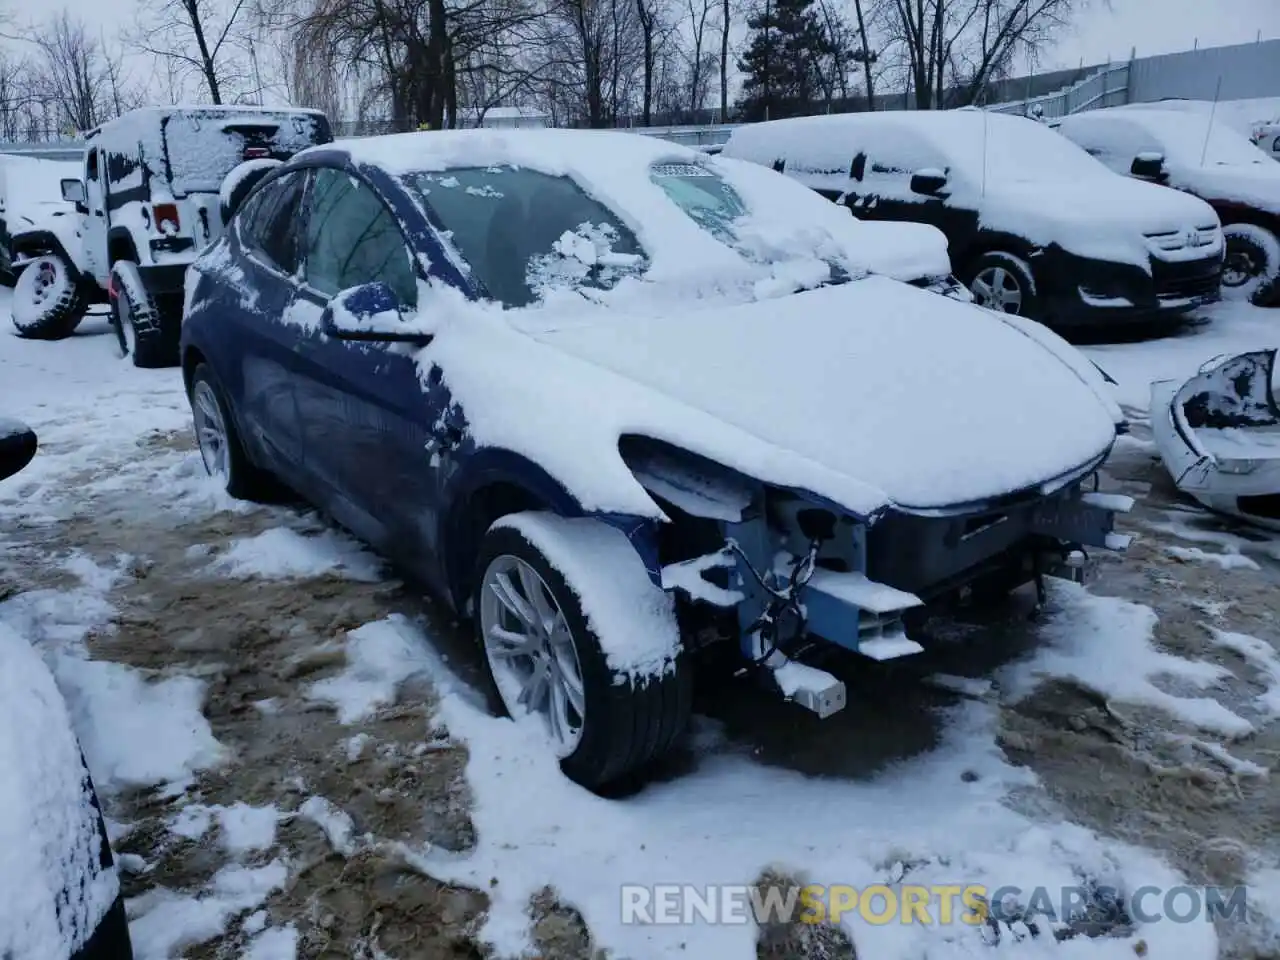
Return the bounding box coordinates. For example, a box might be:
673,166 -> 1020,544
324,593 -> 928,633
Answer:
11,254 -> 86,340
220,158 -> 283,225
110,260 -> 174,368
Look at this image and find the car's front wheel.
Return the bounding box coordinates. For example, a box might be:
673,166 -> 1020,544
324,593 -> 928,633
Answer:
474,513 -> 691,791
1222,223 -> 1280,306
11,254 -> 87,340
966,251 -> 1038,317
188,363 -> 278,501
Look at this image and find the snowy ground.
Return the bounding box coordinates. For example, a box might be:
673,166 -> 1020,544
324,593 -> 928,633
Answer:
3,299 -> 1280,960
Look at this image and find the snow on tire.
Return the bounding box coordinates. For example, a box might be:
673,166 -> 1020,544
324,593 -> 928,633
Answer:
474,512 -> 691,791
1222,223 -> 1280,307
111,260 -> 175,368
11,254 -> 86,340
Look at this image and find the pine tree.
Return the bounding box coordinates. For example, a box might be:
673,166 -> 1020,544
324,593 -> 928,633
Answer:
736,0 -> 835,122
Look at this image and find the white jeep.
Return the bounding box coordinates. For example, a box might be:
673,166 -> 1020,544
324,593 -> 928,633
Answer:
11,105 -> 332,367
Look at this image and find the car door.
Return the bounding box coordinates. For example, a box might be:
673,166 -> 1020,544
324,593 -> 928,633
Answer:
290,166 -> 442,561
81,147 -> 107,285
221,170 -> 310,482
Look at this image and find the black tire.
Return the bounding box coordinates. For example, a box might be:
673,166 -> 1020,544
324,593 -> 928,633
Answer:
0,419 -> 37,481
111,260 -> 178,368
188,362 -> 281,501
473,517 -> 692,791
11,253 -> 87,340
965,250 -> 1040,319
1222,223 -> 1280,307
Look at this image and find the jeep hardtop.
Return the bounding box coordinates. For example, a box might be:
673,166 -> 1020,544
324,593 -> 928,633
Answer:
11,104 -> 332,366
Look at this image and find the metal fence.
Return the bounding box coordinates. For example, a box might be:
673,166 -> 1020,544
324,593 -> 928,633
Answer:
987,62 -> 1131,120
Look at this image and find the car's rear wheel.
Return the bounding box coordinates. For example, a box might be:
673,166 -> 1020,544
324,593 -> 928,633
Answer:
188,363 -> 279,501
967,251 -> 1038,317
11,253 -> 87,340
111,261 -> 178,368
1222,223 -> 1280,307
474,514 -> 691,791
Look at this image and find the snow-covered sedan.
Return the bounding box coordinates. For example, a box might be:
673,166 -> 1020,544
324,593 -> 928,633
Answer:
180,130 -> 1132,789
1056,107 -> 1280,306
1,419 -> 133,960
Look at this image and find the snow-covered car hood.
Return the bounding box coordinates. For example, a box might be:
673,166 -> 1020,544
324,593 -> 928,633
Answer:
984,177 -> 1220,266
456,276 -> 1119,515
854,220 -> 951,280
1171,163 -> 1280,216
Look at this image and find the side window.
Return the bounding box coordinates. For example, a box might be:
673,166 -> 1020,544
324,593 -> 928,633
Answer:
302,168 -> 417,308
240,171 -> 306,275
86,149 -> 99,183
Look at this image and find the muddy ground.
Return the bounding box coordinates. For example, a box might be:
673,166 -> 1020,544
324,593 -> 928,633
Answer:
3,417 -> 1280,960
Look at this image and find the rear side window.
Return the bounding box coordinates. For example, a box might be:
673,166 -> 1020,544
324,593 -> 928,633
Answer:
239,171 -> 306,275
302,168 -> 418,308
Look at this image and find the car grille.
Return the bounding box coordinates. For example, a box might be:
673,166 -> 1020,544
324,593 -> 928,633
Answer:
1154,264 -> 1221,300
1144,225 -> 1220,252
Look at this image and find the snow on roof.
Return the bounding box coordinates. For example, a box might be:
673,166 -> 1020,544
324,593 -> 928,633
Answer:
726,109 -> 1113,187
1060,107 -> 1271,168
87,104 -> 326,143
329,128 -> 948,285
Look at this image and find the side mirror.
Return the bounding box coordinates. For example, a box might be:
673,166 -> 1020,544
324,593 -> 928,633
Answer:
0,419 -> 37,482
319,281 -> 432,345
1130,152 -> 1166,181
60,178 -> 85,205
910,168 -> 948,196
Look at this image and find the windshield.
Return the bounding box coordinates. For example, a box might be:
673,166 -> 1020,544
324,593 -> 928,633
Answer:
948,116 -> 1115,184
1141,117 -> 1270,167
648,162 -> 748,245
405,167 -> 647,308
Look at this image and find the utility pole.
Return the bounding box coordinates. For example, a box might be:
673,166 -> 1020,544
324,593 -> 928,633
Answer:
249,37 -> 264,105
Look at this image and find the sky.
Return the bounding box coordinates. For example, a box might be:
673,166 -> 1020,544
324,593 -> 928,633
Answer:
1042,0 -> 1280,70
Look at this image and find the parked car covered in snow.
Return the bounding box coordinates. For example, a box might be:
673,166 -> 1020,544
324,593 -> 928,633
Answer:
0,154 -> 82,286
12,105 -> 333,368
181,129 -> 1132,789
1056,107 -> 1280,306
1151,349 -> 1280,530
720,109 -> 1225,330
1252,121 -> 1280,163
0,419 -> 133,960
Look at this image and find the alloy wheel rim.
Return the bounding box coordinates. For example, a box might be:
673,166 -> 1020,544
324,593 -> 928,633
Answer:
30,261 -> 56,304
971,266 -> 1024,313
1222,248 -> 1259,288
191,381 -> 230,480
479,554 -> 586,757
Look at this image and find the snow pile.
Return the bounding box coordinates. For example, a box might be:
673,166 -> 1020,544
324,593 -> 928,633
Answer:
242,925 -> 298,960
1002,581 -> 1250,737
297,796 -> 356,855
1208,628 -> 1280,717
401,613 -> 1216,960
306,615 -> 430,723
167,802 -> 280,855
54,656 -> 226,793
0,622 -> 120,960
210,526 -> 384,581
127,860 -> 288,960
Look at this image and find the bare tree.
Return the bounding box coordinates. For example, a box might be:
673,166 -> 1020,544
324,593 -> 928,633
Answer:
680,0 -> 715,114
131,0 -> 255,103
880,0 -> 1088,109
25,13 -> 135,132
718,0 -> 730,119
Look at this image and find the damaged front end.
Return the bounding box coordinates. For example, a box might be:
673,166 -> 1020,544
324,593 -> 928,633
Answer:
1152,349 -> 1280,530
623,436 -> 1131,719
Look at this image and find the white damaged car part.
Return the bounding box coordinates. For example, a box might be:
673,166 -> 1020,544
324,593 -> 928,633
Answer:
1152,349 -> 1280,530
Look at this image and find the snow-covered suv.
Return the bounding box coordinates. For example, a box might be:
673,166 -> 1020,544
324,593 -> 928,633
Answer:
1057,107 -> 1280,307
13,105 -> 332,367
721,109 -> 1225,330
